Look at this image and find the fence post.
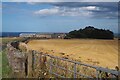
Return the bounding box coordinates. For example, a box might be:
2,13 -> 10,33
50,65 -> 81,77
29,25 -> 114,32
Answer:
32,50 -> 35,71
74,63 -> 77,78
96,68 -> 99,80
27,50 -> 33,77
49,57 -> 52,75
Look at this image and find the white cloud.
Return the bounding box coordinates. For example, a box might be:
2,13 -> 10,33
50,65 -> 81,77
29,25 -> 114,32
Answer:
2,0 -> 120,2
34,6 -> 94,17
27,0 -> 56,2
27,2 -> 36,5
81,6 -> 100,11
34,7 -> 59,15
2,0 -> 59,2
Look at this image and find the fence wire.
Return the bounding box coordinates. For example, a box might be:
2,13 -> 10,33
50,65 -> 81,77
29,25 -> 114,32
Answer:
32,50 -> 120,79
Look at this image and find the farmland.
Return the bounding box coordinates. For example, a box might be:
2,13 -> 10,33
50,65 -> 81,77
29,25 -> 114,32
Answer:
27,39 -> 119,69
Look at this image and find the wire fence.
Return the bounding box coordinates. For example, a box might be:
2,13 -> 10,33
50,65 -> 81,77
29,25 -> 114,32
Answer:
30,50 -> 120,79
7,42 -> 120,79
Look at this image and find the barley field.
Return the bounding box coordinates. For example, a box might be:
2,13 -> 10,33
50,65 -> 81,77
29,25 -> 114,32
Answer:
27,39 -> 119,69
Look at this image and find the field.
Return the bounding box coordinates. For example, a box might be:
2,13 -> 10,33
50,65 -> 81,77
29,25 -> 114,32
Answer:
0,37 -> 23,78
27,39 -> 119,69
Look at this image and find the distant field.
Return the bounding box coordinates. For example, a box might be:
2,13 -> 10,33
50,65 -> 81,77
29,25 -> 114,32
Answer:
0,37 -> 22,43
27,39 -> 119,69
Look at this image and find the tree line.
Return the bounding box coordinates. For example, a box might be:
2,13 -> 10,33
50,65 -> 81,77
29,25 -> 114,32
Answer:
65,26 -> 114,39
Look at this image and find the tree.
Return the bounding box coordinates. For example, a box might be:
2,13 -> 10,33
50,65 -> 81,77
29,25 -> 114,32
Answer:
65,26 -> 114,39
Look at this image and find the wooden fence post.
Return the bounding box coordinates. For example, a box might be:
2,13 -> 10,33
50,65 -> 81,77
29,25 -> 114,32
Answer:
74,63 -> 77,78
49,57 -> 52,77
27,50 -> 33,77
96,68 -> 99,80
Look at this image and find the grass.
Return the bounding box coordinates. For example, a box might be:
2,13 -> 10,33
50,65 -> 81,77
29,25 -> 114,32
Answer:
2,49 -> 12,78
0,51 -> 2,79
0,37 -> 24,78
0,37 -> 23,50
47,58 -> 96,78
31,52 -> 96,78
0,38 -> 118,78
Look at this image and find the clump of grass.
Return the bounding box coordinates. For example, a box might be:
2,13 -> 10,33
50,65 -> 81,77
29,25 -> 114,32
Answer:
59,52 -> 65,55
2,49 -> 12,78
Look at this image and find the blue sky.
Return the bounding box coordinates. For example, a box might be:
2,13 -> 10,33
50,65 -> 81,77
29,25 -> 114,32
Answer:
2,2 -> 118,33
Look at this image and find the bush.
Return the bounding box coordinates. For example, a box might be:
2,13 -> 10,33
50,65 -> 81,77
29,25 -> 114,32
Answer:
66,26 -> 114,39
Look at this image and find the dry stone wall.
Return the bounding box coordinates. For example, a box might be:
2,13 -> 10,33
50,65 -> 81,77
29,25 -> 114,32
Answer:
6,42 -> 47,78
7,43 -> 26,77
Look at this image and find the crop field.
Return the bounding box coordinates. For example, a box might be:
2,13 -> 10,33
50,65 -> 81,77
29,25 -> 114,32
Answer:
27,39 -> 119,69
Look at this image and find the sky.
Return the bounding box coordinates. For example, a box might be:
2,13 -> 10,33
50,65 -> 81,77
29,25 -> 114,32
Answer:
2,0 -> 120,2
2,2 -> 119,33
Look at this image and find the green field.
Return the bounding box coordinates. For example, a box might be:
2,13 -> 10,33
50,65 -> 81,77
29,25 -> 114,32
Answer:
2,49 -> 12,78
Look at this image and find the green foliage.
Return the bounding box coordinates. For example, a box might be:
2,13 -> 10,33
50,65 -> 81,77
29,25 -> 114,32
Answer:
2,49 -> 12,78
65,26 -> 114,39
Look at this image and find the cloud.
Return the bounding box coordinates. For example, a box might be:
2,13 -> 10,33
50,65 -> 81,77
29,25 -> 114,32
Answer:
2,0 -> 120,2
34,7 -> 59,15
34,6 -> 95,17
3,1 -> 118,19
81,6 -> 100,11
34,2 -> 118,19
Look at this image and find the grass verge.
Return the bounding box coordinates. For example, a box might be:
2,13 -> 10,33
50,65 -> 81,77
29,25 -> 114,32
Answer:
1,37 -> 24,78
2,49 -> 12,78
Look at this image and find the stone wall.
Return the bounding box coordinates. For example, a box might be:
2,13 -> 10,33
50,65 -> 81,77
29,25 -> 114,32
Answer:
6,42 -> 47,78
7,43 -> 26,78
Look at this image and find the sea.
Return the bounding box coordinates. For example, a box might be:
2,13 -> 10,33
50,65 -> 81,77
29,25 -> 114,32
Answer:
1,32 -> 38,37
0,32 -> 120,37
0,32 -> 65,37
